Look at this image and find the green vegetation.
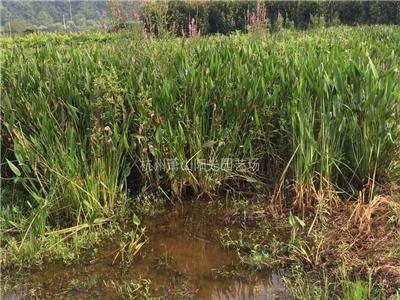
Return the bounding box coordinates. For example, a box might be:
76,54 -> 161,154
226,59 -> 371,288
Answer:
1,1 -> 107,32
281,265 -> 391,300
1,22 -> 399,299
105,278 -> 154,299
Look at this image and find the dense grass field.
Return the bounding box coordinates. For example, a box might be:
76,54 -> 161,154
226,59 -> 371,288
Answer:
1,25 -> 399,298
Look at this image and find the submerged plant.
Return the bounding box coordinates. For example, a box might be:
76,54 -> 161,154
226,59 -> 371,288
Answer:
114,214 -> 146,264
105,278 -> 153,299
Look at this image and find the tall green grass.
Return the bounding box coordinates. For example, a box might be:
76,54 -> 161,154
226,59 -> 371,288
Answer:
1,25 -> 399,266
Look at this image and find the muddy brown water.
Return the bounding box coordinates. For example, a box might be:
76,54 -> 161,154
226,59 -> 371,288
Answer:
2,201 -> 289,299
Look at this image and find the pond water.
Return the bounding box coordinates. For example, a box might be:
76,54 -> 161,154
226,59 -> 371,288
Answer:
3,201 -> 289,299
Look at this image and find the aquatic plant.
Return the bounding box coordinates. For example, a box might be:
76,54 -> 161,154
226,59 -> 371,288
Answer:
105,277 -> 153,299
1,25 -> 399,269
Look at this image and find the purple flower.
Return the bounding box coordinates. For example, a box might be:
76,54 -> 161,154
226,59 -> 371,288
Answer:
250,14 -> 256,25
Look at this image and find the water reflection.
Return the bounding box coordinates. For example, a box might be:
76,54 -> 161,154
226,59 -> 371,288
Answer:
3,201 -> 289,299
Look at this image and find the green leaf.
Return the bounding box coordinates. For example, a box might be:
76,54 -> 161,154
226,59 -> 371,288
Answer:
122,134 -> 129,150
88,214 -> 96,225
295,216 -> 306,228
288,212 -> 295,227
132,213 -> 141,226
6,159 -> 21,177
368,56 -> 378,79
14,151 -> 25,166
32,192 -> 46,204
155,127 -> 162,144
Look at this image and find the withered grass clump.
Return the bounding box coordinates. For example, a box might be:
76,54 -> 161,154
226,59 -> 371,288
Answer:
317,194 -> 400,292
